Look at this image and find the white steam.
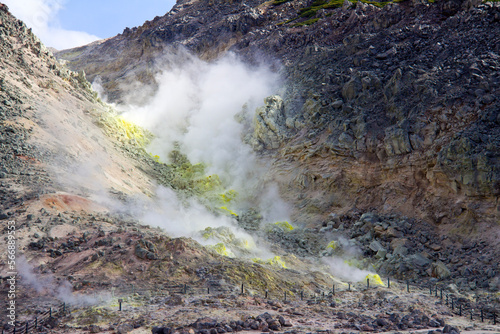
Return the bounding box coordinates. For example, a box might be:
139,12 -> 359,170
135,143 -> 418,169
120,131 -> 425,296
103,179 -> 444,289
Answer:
120,49 -> 290,223
17,256 -> 98,306
142,186 -> 266,254
91,76 -> 108,103
322,257 -> 372,283
143,186 -> 235,238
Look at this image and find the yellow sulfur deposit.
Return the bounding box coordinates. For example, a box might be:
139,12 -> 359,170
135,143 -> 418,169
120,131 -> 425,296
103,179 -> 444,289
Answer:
327,240 -> 337,250
268,256 -> 287,268
275,221 -> 294,231
364,273 -> 385,286
209,243 -> 230,257
97,111 -> 153,148
219,206 -> 238,217
252,256 -> 287,268
220,189 -> 238,203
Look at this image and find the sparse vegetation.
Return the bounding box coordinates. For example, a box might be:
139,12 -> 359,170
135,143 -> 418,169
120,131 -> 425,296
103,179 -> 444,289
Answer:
286,0 -> 408,27
272,0 -> 294,5
292,17 -> 320,26
297,0 -> 344,18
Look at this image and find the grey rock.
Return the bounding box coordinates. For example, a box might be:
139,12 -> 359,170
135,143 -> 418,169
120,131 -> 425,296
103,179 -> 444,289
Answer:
116,323 -> 133,334
432,261 -> 451,279
252,95 -> 287,150
384,126 -> 412,156
360,212 -> 380,224
89,324 -> 102,333
369,240 -> 385,253
238,208 -> 262,231
393,245 -> 408,257
409,253 -> 432,268
376,249 -> 387,260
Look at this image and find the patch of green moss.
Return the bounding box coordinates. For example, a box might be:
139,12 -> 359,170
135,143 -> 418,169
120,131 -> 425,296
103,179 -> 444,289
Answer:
292,18 -> 320,26
277,17 -> 299,25
272,0 -> 293,5
288,0 -> 407,27
297,0 -> 345,18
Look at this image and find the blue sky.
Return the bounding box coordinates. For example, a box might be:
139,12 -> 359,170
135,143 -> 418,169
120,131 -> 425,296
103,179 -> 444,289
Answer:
3,0 -> 175,50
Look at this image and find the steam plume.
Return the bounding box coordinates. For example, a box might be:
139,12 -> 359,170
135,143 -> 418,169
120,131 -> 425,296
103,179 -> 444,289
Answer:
17,256 -> 98,306
119,49 -> 290,223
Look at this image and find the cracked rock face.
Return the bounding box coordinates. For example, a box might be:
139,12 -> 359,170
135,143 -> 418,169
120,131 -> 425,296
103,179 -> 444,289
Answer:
252,95 -> 288,150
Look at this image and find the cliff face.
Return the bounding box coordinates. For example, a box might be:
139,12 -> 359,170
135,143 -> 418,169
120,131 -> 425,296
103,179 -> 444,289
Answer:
56,0 -> 500,229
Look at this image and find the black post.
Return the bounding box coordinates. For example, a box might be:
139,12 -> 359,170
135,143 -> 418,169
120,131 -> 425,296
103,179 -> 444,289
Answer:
387,277 -> 390,288
446,294 -> 449,305
470,309 -> 473,320
63,302 -> 66,314
300,291 -> 303,300
49,307 -> 52,318
207,287 -> 210,294
367,278 -> 369,289
481,309 -> 483,322
284,291 -> 287,302
25,321 -> 28,334
241,283 -> 244,295
493,312 -> 496,325
348,283 -> 351,291
265,290 -> 268,299
184,284 -> 187,294
459,304 -> 462,316
406,280 -> 410,293
332,284 -> 335,296
435,286 -> 438,297
429,285 -> 432,295
13,326 -> 15,334
451,298 -> 454,311
440,289 -> 443,300
118,299 -> 123,311
35,317 -> 37,329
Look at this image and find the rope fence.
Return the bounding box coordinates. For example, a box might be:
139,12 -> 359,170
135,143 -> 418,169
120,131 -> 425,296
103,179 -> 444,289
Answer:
1,276 -> 498,333
1,302 -> 67,334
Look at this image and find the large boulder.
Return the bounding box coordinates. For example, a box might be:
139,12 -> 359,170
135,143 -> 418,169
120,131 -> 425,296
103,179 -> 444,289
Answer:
432,261 -> 451,279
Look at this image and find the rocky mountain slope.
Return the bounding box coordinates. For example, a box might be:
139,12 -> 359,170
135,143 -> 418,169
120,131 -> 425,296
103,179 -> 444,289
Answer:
0,4 -> 338,332
55,0 -> 500,285
0,0 -> 499,333
56,0 -> 500,228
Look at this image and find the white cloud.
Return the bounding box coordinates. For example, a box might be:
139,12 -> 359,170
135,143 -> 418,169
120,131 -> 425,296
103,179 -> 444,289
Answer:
3,0 -> 101,50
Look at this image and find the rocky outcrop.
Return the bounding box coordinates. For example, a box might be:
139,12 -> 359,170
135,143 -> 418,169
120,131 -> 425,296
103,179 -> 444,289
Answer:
251,95 -> 288,150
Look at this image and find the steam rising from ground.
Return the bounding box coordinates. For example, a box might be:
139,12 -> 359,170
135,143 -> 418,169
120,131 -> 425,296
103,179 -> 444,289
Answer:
17,256 -> 98,306
122,52 -> 277,180
119,50 -> 290,223
109,50 -> 291,257
322,257 -> 372,283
